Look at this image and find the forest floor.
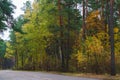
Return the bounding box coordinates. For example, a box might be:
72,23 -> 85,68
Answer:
43,71 -> 120,80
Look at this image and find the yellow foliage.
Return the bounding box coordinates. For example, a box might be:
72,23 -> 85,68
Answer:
86,10 -> 105,36
5,42 -> 15,58
76,51 -> 86,63
96,32 -> 109,41
85,36 -> 103,55
114,27 -> 119,33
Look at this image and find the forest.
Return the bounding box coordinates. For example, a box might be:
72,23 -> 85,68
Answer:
0,0 -> 120,76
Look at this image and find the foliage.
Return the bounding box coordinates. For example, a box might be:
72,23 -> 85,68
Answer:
2,0 -> 120,75
0,39 -> 6,58
0,0 -> 15,31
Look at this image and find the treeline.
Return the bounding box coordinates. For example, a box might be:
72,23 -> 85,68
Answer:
3,0 -> 120,75
0,0 -> 15,69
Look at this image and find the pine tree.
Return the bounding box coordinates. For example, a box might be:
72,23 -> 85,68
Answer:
109,0 -> 116,76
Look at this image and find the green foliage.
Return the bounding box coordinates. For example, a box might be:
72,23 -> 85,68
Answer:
3,0 -> 120,75
0,39 -> 6,58
0,0 -> 15,31
12,15 -> 28,34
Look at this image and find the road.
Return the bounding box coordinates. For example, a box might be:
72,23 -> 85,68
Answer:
0,70 -> 100,80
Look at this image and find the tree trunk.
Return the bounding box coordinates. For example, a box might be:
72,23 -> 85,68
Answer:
109,0 -> 116,76
85,0 -> 88,17
82,0 -> 86,40
58,0 -> 65,71
21,52 -> 24,70
15,48 -> 18,69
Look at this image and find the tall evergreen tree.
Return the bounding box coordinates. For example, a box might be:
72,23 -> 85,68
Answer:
0,0 -> 15,31
109,0 -> 116,76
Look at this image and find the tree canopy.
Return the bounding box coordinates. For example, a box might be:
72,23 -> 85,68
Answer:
0,0 -> 119,76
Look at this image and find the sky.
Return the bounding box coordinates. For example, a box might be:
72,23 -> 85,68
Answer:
12,0 -> 34,18
0,0 -> 33,40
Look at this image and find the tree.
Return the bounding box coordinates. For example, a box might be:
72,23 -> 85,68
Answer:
109,0 -> 116,76
0,0 -> 15,69
5,0 -> 120,74
0,0 -> 15,31
0,39 -> 6,69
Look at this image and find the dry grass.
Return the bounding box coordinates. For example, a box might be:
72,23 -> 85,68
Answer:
19,70 -> 120,80
64,73 -> 120,80
46,72 -> 120,80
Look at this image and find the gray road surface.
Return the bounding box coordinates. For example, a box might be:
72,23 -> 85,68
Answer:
0,70 -> 101,80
